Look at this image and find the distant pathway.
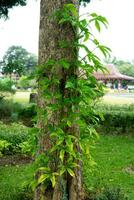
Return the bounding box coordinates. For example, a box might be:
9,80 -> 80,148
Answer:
105,93 -> 134,98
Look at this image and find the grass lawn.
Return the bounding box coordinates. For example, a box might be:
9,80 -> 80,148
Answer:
13,92 -> 30,104
12,91 -> 134,105
102,96 -> 134,105
101,92 -> 134,105
83,134 -> 134,199
1,135 -> 134,199
0,163 -> 35,200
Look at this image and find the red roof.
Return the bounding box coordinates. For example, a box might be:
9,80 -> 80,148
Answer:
94,64 -> 134,81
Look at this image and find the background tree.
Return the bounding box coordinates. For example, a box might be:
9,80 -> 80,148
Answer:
0,0 -> 27,18
1,46 -> 37,77
0,0 -> 90,18
18,75 -> 37,89
104,57 -> 134,77
116,62 -> 134,77
0,78 -> 15,100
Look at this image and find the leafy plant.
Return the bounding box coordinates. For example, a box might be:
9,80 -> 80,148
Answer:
94,104 -> 134,134
0,122 -> 30,155
0,78 -> 15,100
33,3 -> 111,194
0,140 -> 11,156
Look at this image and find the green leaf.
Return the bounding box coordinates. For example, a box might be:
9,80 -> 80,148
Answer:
38,167 -> 50,172
50,175 -> 56,188
64,4 -> 78,17
58,59 -> 70,69
93,39 -> 99,45
60,149 -> 65,162
67,168 -> 75,177
84,32 -> 90,42
85,144 -> 90,155
95,20 -> 101,32
67,120 -> 72,127
66,137 -> 73,152
80,19 -> 87,27
29,180 -> 38,191
65,81 -> 74,89
59,167 -> 66,176
98,15 -> 108,27
90,13 -> 98,18
99,45 -> 111,57
38,174 -> 50,185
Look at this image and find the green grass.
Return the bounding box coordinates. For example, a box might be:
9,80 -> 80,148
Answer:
12,91 -> 134,105
83,135 -> 134,199
13,92 -> 30,104
102,96 -> 134,105
0,163 -> 34,200
1,135 -> 134,199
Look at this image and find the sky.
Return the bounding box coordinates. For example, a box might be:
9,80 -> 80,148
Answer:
0,0 -> 134,61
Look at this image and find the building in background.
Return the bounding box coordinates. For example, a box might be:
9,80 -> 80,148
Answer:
94,64 -> 134,89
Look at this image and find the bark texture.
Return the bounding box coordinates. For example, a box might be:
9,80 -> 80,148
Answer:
35,0 -> 84,200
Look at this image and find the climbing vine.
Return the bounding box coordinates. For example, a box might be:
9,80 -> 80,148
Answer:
31,3 -> 111,196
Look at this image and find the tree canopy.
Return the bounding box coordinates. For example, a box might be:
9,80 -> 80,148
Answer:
105,57 -> 134,77
0,0 -> 91,18
1,46 -> 37,76
0,0 -> 27,18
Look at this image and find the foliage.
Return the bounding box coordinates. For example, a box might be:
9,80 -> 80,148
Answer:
33,3 -> 110,193
80,0 -> 91,6
0,164 -> 35,200
117,63 -> 134,78
0,0 -> 92,19
104,57 -> 134,78
0,0 -> 27,18
94,187 -> 128,200
0,78 -> 15,100
0,99 -> 22,121
0,140 -> 11,156
83,134 -> 134,199
0,122 -> 30,155
94,104 -> 134,134
1,46 -> 37,77
19,103 -> 37,126
0,98 -> 36,126
1,134 -> 134,199
18,76 -> 37,90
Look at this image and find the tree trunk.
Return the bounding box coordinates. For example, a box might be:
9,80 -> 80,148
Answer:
35,0 -> 84,199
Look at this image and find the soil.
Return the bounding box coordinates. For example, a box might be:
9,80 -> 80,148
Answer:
0,155 -> 32,166
124,165 -> 134,174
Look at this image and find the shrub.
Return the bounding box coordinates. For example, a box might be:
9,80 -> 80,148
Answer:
0,99 -> 22,121
0,99 -> 36,126
0,78 -> 15,100
0,140 -> 11,156
18,141 -> 33,155
19,103 -> 37,126
93,104 -> 134,134
0,122 -> 30,155
18,76 -> 37,90
19,104 -> 36,119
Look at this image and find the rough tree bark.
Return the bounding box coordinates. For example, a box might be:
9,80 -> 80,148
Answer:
35,0 -> 84,200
